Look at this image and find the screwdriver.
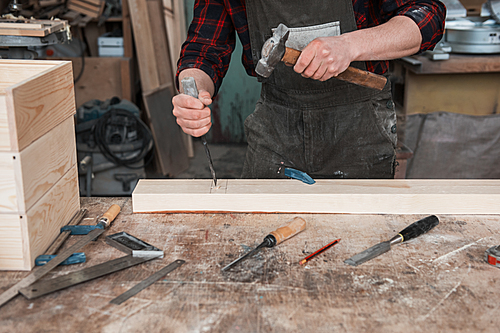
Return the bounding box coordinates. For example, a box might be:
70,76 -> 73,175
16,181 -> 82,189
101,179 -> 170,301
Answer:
221,217 -> 306,271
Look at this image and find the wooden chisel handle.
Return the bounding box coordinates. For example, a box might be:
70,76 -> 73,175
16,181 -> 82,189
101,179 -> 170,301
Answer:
282,47 -> 387,91
269,217 -> 306,245
98,204 -> 121,228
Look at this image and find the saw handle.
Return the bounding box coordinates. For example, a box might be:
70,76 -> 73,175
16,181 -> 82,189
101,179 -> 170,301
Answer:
98,204 -> 121,228
393,215 -> 440,244
269,217 -> 306,246
282,47 -> 387,91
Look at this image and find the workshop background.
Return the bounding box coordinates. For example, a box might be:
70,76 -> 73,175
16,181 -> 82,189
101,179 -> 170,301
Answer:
1,0 -> 499,197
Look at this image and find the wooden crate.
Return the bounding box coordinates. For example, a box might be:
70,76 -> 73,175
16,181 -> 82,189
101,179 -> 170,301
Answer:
0,60 -> 80,271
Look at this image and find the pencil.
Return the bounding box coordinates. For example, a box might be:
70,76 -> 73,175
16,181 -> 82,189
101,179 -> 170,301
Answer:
299,239 -> 341,265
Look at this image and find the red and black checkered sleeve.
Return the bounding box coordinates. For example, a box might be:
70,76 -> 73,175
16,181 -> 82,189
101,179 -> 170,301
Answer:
176,0 -> 237,96
383,0 -> 447,53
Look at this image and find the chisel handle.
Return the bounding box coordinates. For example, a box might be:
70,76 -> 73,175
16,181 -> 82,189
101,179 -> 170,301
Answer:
392,215 -> 439,244
269,217 -> 306,245
282,47 -> 387,91
181,77 -> 199,98
98,204 -> 121,228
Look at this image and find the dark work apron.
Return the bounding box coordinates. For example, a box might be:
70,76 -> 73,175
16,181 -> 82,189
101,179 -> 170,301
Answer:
242,0 -> 397,179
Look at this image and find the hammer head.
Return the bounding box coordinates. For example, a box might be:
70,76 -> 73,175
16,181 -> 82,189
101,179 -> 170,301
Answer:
255,23 -> 290,78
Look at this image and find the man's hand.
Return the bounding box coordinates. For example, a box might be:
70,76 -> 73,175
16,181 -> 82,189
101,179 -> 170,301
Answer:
173,68 -> 215,137
293,36 -> 353,82
172,91 -> 212,137
293,16 -> 422,82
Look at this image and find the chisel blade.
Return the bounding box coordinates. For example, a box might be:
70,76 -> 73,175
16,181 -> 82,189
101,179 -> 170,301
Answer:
344,241 -> 391,267
201,135 -> 217,187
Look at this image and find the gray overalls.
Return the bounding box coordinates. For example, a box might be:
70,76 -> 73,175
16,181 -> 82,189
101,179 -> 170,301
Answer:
241,0 -> 397,179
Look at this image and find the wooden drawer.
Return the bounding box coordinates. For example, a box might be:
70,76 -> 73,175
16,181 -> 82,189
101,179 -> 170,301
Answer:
0,60 -> 76,152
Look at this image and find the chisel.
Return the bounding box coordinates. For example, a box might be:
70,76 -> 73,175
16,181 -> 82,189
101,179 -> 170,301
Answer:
0,204 -> 121,308
181,76 -> 217,187
222,217 -> 306,271
344,215 -> 439,267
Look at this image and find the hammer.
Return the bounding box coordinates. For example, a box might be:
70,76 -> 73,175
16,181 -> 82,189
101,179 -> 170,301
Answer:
255,23 -> 387,91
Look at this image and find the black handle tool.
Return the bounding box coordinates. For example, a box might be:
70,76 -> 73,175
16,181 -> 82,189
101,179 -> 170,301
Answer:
344,215 -> 440,266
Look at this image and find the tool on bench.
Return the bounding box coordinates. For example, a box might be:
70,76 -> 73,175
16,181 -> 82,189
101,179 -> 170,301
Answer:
106,232 -> 164,258
222,217 -> 306,271
19,255 -> 156,299
255,23 -> 387,91
277,163 -> 315,185
485,245 -> 500,269
181,76 -> 217,187
35,209 -> 88,266
299,239 -> 340,265
344,215 -> 439,267
0,204 -> 121,308
110,259 -> 185,305
20,231 -> 163,299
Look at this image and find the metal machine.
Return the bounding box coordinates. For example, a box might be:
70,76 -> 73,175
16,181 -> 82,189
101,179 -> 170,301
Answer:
441,0 -> 500,54
76,98 -> 154,197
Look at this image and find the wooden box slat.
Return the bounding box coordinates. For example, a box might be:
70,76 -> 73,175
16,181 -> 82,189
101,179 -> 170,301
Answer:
0,60 -> 76,152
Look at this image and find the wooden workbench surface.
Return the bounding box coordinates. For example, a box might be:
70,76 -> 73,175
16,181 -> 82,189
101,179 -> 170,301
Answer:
1,197 -> 499,332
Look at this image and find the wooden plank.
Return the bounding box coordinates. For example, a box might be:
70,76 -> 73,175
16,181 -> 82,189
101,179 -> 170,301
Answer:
5,61 -> 76,151
121,0 -> 133,58
0,62 -> 59,90
143,86 -> 189,176
24,164 -> 80,270
132,179 -> 500,214
402,54 -> 500,75
0,152 -> 18,213
0,94 -> 11,151
16,116 -> 76,213
0,20 -> 66,37
148,0 -> 174,90
128,0 -> 160,93
66,57 -> 131,107
0,215 -> 23,271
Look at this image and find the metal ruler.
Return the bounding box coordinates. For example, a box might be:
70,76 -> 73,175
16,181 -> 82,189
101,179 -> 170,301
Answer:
110,259 -> 185,305
19,255 -> 156,299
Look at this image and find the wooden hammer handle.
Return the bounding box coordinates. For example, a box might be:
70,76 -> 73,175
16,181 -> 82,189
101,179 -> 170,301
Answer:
282,47 -> 387,91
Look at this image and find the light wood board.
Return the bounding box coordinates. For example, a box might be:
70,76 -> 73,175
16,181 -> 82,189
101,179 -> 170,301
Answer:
0,60 -> 76,152
133,179 -> 500,214
0,116 -> 77,214
0,19 -> 67,37
0,164 -> 80,270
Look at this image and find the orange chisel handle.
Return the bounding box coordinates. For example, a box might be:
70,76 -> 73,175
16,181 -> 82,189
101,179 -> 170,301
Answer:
98,204 -> 121,228
269,217 -> 306,245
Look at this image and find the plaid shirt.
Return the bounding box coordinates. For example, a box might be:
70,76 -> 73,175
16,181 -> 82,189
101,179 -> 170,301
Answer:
177,0 -> 446,96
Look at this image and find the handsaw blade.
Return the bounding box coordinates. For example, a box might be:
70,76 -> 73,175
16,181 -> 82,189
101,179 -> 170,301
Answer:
19,255 -> 156,299
344,241 -> 391,267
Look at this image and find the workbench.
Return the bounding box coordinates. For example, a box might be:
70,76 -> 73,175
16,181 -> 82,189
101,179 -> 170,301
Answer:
1,197 -> 499,332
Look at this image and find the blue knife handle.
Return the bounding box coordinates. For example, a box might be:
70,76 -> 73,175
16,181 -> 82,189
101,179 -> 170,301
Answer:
284,168 -> 315,185
35,252 -> 86,266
